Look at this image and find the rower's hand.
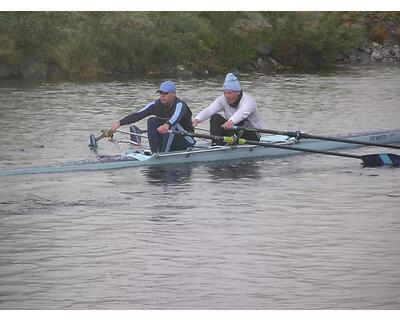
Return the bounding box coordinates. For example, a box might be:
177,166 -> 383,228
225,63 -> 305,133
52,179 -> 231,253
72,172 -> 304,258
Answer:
192,119 -> 200,127
158,123 -> 170,134
222,120 -> 234,130
103,129 -> 114,138
110,121 -> 121,133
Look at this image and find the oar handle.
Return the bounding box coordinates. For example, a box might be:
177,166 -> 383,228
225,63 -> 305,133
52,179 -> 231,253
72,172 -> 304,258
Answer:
94,132 -> 105,141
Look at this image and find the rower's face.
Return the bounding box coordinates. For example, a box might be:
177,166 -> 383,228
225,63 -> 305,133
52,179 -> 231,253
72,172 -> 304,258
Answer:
159,91 -> 176,105
224,91 -> 240,105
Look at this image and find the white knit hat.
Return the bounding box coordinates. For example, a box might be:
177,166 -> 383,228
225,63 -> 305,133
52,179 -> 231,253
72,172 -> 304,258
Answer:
223,73 -> 241,92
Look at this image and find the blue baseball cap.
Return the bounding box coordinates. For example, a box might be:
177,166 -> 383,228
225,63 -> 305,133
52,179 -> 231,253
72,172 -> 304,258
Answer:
156,80 -> 176,93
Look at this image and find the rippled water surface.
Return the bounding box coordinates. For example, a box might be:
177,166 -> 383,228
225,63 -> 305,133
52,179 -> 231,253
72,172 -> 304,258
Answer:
1,66 -> 400,309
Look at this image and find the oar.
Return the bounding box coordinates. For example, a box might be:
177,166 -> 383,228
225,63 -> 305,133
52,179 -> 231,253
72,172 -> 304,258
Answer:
89,126 -> 147,149
89,129 -> 114,149
170,130 -> 400,167
232,126 -> 400,150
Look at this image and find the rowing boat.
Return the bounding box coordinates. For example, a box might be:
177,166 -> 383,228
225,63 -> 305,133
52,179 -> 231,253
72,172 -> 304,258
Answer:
1,129 -> 399,176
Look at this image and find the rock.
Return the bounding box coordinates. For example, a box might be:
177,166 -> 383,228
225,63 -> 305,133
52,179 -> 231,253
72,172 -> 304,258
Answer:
392,45 -> 400,59
256,43 -> 272,57
382,47 -> 390,57
20,57 -> 47,80
46,61 -> 64,79
371,42 -> 381,49
268,58 -> 284,69
256,57 -> 265,67
357,51 -> 372,64
341,50 -> 371,64
371,49 -> 384,61
254,57 -> 270,72
175,65 -> 194,77
359,42 -> 372,54
0,63 -> 15,79
252,57 -> 286,72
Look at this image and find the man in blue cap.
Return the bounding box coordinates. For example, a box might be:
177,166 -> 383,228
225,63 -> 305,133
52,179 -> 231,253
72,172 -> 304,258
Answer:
109,80 -> 195,153
192,73 -> 262,145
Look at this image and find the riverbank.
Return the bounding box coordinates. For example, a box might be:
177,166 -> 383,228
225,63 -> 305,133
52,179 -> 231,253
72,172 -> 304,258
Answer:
0,12 -> 399,81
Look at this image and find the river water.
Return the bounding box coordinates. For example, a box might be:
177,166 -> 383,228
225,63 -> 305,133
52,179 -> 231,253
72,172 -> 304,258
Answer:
0,66 -> 400,309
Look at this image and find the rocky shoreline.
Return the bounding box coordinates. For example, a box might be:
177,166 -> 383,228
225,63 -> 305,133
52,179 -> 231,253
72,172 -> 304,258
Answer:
337,41 -> 400,65
251,41 -> 400,73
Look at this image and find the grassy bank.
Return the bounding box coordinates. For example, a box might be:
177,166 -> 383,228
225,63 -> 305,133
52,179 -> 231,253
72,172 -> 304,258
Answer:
0,12 -> 399,80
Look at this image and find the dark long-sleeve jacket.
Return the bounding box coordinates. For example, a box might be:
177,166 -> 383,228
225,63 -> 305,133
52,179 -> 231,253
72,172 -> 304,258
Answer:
119,97 -> 194,132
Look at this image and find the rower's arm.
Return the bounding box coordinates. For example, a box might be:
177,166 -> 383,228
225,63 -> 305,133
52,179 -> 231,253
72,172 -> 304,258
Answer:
194,97 -> 224,122
119,101 -> 156,126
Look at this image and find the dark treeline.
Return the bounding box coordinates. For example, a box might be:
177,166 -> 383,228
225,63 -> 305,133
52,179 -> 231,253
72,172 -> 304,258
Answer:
0,12 -> 399,80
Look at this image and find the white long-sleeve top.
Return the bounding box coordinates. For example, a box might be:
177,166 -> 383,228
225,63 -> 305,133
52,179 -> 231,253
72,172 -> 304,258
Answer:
194,92 -> 262,129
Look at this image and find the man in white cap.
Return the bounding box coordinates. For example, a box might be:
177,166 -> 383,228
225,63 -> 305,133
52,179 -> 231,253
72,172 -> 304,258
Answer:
110,80 -> 195,153
192,72 -> 262,145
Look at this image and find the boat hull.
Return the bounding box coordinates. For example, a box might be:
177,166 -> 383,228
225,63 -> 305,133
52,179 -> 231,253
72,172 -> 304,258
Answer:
1,130 -> 400,176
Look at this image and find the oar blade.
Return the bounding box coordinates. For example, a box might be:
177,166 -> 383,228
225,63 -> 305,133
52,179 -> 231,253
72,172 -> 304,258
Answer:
361,153 -> 400,167
89,131 -> 109,149
89,133 -> 98,149
130,125 -> 142,144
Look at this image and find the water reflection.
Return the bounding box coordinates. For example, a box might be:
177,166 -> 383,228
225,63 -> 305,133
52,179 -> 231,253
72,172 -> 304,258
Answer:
205,160 -> 263,182
143,165 -> 193,186
147,203 -> 196,224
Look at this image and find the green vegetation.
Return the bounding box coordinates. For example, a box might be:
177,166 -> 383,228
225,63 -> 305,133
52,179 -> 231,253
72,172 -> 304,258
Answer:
0,12 -> 398,80
263,12 -> 361,69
